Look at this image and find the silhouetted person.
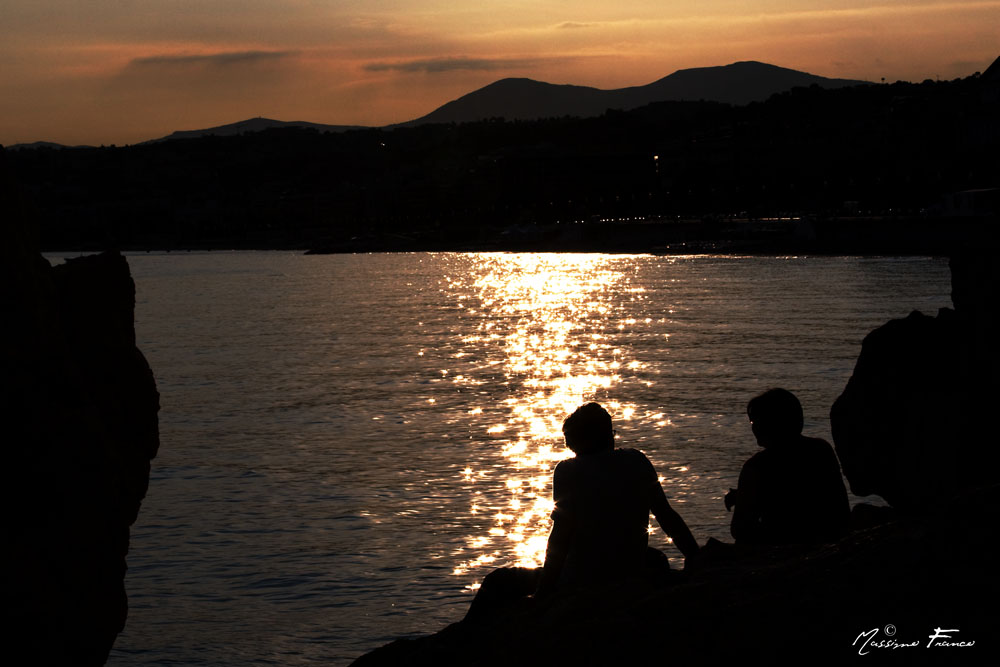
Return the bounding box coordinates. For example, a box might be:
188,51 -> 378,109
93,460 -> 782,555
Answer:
536,402 -> 699,595
726,389 -> 849,545
466,403 -> 698,621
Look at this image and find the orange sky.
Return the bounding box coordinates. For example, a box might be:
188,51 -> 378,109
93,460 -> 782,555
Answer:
1,1 -> 997,146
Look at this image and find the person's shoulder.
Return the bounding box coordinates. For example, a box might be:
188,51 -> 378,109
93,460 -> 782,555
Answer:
795,436 -> 843,471
615,447 -> 657,474
800,436 -> 836,456
744,447 -> 771,467
554,457 -> 576,473
616,447 -> 652,462
552,457 -> 577,490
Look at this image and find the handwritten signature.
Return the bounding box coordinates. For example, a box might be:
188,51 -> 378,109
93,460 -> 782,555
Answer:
854,626 -> 976,655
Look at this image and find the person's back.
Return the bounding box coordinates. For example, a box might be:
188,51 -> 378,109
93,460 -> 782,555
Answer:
729,389 -> 850,545
467,402 -> 699,620
734,435 -> 848,544
551,447 -> 658,583
539,403 -> 699,593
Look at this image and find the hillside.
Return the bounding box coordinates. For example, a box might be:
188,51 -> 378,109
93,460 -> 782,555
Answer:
147,117 -> 361,143
4,61 -> 869,146
401,61 -> 868,125
5,73 -> 995,253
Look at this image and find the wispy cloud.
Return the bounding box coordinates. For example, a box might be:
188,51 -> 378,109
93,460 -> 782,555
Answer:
364,56 -> 546,74
107,48 -> 304,105
557,22 -> 597,29
130,50 -> 297,67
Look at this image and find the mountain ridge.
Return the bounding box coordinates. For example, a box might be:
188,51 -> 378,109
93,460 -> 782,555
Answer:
144,116 -> 363,143
397,60 -> 870,125
5,118 -> 362,149
5,61 -> 872,147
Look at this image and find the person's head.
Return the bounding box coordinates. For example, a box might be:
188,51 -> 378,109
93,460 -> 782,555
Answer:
747,388 -> 804,447
562,402 -> 615,455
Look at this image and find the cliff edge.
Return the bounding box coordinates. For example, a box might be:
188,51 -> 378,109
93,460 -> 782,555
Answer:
2,148 -> 161,665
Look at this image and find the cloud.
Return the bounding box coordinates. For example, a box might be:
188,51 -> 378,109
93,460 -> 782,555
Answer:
130,50 -> 297,68
364,56 -> 546,74
107,48 -> 305,105
557,22 -> 596,29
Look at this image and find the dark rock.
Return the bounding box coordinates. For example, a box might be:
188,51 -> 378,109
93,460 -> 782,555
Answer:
848,503 -> 896,531
352,486 -> 998,665
830,310 -> 963,510
831,249 -> 998,512
2,148 -> 160,665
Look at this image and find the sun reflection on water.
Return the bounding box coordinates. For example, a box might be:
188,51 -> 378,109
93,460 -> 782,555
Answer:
447,253 -> 649,585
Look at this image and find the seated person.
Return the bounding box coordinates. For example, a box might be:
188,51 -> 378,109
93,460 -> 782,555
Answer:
537,402 -> 699,594
726,388 -> 849,545
467,403 -> 698,620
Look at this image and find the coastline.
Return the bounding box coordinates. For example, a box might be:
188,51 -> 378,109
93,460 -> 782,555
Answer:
39,215 -> 998,257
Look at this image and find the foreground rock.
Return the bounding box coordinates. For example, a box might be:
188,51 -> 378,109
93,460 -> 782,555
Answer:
354,486 -> 996,665
831,251 -> 999,512
3,149 -> 160,665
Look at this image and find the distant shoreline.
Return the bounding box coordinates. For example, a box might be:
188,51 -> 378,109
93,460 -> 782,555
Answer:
40,215 -> 997,257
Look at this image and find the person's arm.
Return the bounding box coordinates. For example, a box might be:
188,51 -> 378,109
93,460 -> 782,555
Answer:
536,512 -> 572,597
724,487 -> 739,511
649,482 -> 700,560
730,459 -> 764,544
536,462 -> 574,597
640,453 -> 699,560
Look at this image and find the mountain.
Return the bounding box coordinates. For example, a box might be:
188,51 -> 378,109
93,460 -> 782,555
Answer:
146,116 -> 362,143
6,118 -> 361,150
400,61 -> 869,125
5,141 -> 93,151
7,61 -> 872,147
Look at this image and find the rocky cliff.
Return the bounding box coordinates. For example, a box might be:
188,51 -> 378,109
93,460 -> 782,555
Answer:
831,251 -> 999,511
3,148 -> 160,665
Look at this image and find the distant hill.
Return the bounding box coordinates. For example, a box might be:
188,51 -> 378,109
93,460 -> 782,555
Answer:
399,61 -> 869,125
5,141 -> 93,151
7,118 -> 362,150
7,61 -> 871,147
8,72 -> 995,252
146,117 -> 362,143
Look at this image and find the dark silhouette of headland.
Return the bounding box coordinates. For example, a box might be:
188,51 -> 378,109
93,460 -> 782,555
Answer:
5,59 -> 997,254
2,148 -> 160,665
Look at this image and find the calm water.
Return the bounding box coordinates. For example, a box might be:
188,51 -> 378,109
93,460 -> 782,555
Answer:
87,252 -> 950,665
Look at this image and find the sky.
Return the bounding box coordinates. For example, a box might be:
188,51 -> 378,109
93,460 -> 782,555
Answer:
1,1 -> 998,146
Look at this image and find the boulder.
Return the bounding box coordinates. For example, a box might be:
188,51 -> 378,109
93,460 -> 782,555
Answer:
831,250 -> 998,512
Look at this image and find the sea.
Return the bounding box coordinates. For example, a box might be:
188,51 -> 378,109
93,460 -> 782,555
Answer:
53,251 -> 951,665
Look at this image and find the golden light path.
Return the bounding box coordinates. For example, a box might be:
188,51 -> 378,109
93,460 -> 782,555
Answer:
447,253 -> 660,590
